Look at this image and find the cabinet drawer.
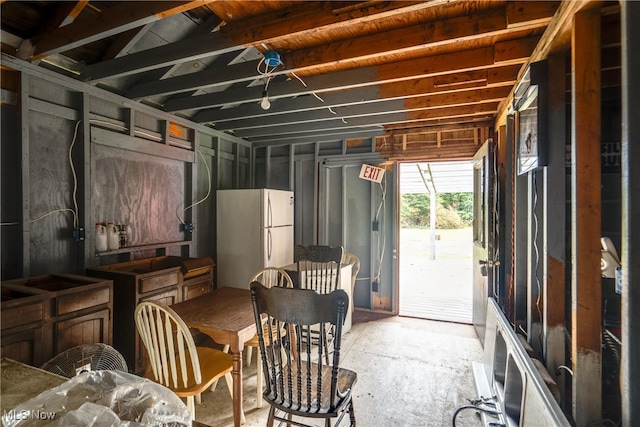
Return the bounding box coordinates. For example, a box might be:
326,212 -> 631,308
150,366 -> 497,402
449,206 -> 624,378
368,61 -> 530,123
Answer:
1,300 -> 44,330
139,272 -> 179,294
56,286 -> 111,316
183,279 -> 212,301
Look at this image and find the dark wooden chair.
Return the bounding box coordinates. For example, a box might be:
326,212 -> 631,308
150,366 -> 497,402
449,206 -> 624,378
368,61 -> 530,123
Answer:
250,282 -> 356,427
295,244 -> 343,263
294,245 -> 345,363
294,244 -> 343,293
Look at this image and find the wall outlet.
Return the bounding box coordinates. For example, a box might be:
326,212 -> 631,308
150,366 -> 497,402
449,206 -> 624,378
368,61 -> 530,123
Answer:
183,223 -> 194,233
372,279 -> 379,292
73,227 -> 85,241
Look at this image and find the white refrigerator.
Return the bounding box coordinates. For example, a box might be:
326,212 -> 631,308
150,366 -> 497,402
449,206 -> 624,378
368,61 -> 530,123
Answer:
216,189 -> 294,288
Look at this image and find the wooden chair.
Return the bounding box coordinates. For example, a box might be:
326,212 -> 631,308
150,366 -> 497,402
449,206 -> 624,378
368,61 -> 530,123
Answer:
134,300 -> 234,418
245,267 -> 293,408
250,282 -> 357,427
294,245 -> 345,294
341,252 -> 360,317
295,244 -> 343,262
295,244 -> 344,363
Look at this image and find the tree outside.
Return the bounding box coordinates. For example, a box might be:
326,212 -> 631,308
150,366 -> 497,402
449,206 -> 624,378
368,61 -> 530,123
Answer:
400,192 -> 473,229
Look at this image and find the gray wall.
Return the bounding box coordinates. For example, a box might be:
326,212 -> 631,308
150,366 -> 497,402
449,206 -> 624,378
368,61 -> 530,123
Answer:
255,141 -> 394,311
1,59 -> 395,315
0,59 -> 249,279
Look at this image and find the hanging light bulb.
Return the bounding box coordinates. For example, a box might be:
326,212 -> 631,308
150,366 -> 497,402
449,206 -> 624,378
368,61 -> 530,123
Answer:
260,89 -> 271,110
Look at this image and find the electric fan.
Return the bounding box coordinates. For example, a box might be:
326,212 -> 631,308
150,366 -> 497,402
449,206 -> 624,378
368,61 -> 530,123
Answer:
40,343 -> 128,378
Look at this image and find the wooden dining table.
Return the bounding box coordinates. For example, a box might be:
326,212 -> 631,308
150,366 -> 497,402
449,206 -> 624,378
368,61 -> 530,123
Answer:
170,286 -> 257,427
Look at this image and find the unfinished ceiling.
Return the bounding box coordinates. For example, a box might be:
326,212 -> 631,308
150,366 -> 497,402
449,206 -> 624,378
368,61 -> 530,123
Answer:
400,161 -> 474,194
1,1 -> 563,160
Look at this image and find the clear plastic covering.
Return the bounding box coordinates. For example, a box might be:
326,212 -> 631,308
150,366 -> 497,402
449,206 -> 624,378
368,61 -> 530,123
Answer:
2,370 -> 192,427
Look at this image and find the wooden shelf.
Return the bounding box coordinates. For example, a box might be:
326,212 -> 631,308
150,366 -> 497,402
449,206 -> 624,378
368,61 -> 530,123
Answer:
95,241 -> 192,257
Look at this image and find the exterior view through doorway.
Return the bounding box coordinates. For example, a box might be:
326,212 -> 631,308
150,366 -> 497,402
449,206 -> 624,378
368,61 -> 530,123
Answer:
398,161 -> 474,324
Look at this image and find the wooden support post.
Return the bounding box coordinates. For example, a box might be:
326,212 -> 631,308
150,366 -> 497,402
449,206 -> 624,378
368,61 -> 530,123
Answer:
20,72 -> 30,277
620,2 -> 640,425
571,7 -> 602,425
543,54 -> 568,409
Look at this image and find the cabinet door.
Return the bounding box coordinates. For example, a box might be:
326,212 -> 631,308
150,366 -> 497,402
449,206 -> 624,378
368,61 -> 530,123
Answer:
1,326 -> 45,366
54,309 -> 111,355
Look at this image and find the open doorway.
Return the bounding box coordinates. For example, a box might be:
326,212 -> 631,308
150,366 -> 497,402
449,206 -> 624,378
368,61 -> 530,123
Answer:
398,161 -> 474,324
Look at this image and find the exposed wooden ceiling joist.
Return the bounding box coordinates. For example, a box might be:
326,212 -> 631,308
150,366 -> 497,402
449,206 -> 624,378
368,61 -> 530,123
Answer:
1,0 -> 567,153
18,1 -> 215,61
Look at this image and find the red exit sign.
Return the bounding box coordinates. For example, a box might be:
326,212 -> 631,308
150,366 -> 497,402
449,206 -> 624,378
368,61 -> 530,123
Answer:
359,164 -> 385,183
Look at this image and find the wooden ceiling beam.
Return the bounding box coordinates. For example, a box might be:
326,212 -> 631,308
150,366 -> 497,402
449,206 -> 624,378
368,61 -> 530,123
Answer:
495,0 -> 589,125
175,35 -> 538,114
384,121 -> 494,135
126,23 -> 538,101
45,1 -> 89,32
219,0 -> 440,46
378,141 -> 480,162
233,101 -> 499,139
283,5 -> 553,74
131,41 -> 496,101
204,65 -> 519,126
18,1 -> 213,61
507,1 -> 560,28
84,0 -> 549,86
406,101 -> 500,122
216,85 -> 511,132
79,1 -> 449,82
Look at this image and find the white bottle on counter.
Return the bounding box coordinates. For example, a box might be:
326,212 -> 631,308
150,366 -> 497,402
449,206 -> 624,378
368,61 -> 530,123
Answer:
106,222 -> 120,250
95,223 -> 108,252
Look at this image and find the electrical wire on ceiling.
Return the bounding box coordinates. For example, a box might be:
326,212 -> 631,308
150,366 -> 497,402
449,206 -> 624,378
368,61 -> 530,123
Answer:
257,51 -> 282,110
290,71 -> 348,122
256,52 -> 347,122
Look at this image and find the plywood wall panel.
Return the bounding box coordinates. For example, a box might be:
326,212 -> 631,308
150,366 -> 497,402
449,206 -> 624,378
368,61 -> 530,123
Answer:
92,143 -> 184,247
28,111 -> 79,275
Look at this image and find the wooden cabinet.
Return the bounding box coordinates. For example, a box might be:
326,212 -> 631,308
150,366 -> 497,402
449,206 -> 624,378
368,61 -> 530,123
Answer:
1,275 -> 114,367
86,256 -> 214,373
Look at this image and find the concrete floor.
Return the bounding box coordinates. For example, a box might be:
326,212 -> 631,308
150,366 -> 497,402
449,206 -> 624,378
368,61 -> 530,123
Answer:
194,311 -> 484,427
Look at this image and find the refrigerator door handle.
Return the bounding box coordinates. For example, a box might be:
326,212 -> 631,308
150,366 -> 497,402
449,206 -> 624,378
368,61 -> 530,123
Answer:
267,193 -> 273,228
267,228 -> 272,261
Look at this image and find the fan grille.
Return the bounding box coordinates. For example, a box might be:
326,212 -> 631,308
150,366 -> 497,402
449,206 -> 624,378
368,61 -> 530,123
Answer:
41,343 -> 128,378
